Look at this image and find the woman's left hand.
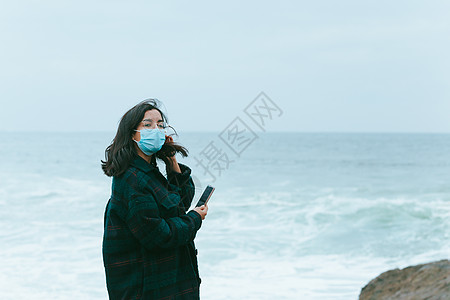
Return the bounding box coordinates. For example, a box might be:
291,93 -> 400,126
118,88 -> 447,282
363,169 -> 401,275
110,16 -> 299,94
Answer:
165,135 -> 174,145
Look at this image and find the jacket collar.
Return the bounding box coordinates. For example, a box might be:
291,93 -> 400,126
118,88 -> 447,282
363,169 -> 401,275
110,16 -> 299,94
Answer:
130,154 -> 158,174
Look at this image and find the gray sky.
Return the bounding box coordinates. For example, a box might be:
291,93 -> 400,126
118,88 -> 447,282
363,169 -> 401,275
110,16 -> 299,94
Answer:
1,0 -> 449,132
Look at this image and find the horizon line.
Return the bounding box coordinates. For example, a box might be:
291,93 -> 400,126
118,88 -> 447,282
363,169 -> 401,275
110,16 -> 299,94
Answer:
0,130 -> 449,134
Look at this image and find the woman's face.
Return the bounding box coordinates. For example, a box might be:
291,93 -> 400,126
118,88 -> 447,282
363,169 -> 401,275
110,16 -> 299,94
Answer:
132,109 -> 164,142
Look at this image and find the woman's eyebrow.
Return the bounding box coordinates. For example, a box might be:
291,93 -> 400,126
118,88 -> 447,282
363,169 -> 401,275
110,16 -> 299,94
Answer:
142,118 -> 164,122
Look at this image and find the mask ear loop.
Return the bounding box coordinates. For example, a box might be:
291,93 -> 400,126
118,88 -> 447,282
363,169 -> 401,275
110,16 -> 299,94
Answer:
132,129 -> 139,143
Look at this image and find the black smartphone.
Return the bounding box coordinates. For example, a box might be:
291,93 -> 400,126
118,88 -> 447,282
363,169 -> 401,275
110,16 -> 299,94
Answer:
195,185 -> 215,207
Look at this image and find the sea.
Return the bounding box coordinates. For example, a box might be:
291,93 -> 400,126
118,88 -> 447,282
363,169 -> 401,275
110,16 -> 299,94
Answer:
0,131 -> 448,299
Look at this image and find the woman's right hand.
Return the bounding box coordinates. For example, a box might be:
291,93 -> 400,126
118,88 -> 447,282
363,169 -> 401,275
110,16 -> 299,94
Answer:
193,204 -> 208,220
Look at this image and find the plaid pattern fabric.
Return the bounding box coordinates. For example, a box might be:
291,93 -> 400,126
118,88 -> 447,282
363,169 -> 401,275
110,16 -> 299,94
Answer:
103,155 -> 202,299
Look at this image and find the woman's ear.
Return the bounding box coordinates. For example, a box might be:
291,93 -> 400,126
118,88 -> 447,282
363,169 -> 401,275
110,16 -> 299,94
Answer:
132,130 -> 141,142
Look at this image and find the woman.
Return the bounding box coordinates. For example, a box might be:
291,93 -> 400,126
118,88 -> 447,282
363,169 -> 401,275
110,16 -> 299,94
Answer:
101,99 -> 208,299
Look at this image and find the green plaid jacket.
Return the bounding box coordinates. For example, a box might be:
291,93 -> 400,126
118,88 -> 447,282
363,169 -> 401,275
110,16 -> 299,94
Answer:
102,155 -> 202,299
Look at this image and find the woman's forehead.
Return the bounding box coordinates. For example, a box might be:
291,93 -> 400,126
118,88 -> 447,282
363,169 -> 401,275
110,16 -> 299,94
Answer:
143,109 -> 163,121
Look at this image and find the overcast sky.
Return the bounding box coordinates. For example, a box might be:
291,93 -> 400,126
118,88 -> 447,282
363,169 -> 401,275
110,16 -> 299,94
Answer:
1,0 -> 449,133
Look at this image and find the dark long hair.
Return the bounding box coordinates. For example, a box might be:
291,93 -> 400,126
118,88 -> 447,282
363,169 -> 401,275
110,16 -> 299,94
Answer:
101,99 -> 188,177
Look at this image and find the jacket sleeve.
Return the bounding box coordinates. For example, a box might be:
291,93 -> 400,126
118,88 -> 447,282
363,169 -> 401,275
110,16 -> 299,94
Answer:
126,191 -> 202,251
167,163 -> 196,212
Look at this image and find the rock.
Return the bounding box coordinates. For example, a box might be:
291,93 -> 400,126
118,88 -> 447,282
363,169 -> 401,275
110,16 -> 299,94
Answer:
359,259 -> 450,300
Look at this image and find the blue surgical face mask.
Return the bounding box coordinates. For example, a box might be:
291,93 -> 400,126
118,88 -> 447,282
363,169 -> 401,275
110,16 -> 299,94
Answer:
133,128 -> 166,155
